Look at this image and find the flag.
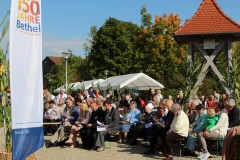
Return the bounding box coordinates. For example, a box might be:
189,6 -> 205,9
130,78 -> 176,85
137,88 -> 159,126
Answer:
9,0 -> 44,159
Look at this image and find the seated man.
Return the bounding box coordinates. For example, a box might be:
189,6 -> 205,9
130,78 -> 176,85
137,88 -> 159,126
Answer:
43,100 -> 61,134
187,99 -> 199,125
93,99 -> 120,152
47,98 -> 80,148
163,103 -> 189,160
184,104 -> 207,156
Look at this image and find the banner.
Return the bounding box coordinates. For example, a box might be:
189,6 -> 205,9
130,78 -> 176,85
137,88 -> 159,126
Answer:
9,0 -> 44,159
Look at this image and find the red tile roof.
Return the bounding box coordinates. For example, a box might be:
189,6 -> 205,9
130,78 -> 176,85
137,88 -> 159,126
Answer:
174,0 -> 240,35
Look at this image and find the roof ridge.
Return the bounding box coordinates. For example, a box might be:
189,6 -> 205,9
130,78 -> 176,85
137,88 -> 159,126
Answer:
174,0 -> 240,35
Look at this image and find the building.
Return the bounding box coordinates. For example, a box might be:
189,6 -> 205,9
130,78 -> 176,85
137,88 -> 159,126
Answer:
42,56 -> 63,89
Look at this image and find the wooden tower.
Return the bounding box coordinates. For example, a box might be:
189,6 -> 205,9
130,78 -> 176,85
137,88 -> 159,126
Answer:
173,0 -> 240,96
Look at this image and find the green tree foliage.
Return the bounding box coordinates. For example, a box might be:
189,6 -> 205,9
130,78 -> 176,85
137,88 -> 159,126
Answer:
233,42 -> 240,108
86,17 -> 140,78
83,25 -> 98,56
57,6 -> 234,101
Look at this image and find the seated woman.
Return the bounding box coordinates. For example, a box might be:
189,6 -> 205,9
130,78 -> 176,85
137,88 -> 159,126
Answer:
139,103 -> 156,143
65,102 -> 91,148
144,103 -> 166,154
197,102 -> 228,160
118,101 -> 141,143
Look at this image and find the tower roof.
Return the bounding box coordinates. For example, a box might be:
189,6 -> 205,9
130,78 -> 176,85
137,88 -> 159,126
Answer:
174,0 -> 240,36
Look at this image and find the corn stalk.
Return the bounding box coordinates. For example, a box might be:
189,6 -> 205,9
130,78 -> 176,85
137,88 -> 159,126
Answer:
81,83 -> 85,91
117,84 -> 121,101
0,10 -> 11,152
107,82 -> 112,91
232,42 -> 240,108
182,59 -> 203,110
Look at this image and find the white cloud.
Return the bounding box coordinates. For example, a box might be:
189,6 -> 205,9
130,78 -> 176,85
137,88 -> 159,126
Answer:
42,35 -> 86,58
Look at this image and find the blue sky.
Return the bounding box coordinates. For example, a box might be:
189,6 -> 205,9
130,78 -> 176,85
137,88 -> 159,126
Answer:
1,0 -> 240,59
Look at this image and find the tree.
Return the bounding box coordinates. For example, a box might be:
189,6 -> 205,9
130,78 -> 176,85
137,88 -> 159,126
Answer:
45,54 -> 84,91
86,17 -> 140,79
83,25 -> 98,57
136,6 -> 187,91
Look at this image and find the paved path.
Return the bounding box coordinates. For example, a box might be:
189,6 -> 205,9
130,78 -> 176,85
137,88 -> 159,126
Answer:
0,128 -> 222,160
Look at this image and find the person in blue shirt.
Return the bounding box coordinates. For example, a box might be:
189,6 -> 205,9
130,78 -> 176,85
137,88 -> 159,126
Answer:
184,104 -> 207,156
118,101 -> 141,143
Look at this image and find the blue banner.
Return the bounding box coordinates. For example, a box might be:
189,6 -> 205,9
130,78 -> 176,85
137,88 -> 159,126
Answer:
12,127 -> 44,160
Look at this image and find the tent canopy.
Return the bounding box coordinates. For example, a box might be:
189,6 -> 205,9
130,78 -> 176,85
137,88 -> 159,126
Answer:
54,82 -> 79,93
54,79 -> 104,93
94,73 -> 164,90
74,79 -> 104,90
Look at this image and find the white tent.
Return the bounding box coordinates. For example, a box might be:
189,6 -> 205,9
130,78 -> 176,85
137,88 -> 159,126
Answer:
74,79 -> 104,90
54,82 -> 79,93
94,73 -> 164,90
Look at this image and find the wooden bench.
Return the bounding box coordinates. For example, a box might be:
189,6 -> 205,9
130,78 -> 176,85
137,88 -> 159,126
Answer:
43,122 -> 61,125
171,138 -> 185,157
43,122 -> 62,135
207,137 -> 224,157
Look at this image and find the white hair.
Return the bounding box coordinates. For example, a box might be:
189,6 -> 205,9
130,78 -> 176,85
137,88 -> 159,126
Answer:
172,103 -> 181,113
192,100 -> 200,106
226,99 -> 236,107
186,98 -> 193,103
146,103 -> 154,110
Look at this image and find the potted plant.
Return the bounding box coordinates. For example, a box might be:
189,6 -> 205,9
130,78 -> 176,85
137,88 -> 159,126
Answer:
0,10 -> 12,160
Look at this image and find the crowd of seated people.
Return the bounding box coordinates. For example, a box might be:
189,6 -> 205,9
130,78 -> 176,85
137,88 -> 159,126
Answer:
43,88 -> 240,159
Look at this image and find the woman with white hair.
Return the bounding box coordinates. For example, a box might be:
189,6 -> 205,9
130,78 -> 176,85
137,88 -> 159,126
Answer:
197,102 -> 229,160
143,99 -> 175,155
117,101 -> 141,143
225,98 -> 240,128
140,103 -> 157,143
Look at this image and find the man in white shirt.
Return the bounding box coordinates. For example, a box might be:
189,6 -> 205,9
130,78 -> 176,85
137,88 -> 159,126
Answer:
156,89 -> 163,102
57,90 -> 67,102
163,103 -> 189,160
43,100 -> 61,134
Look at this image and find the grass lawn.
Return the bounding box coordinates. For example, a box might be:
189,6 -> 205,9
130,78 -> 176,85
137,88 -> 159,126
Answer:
0,106 -> 11,127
